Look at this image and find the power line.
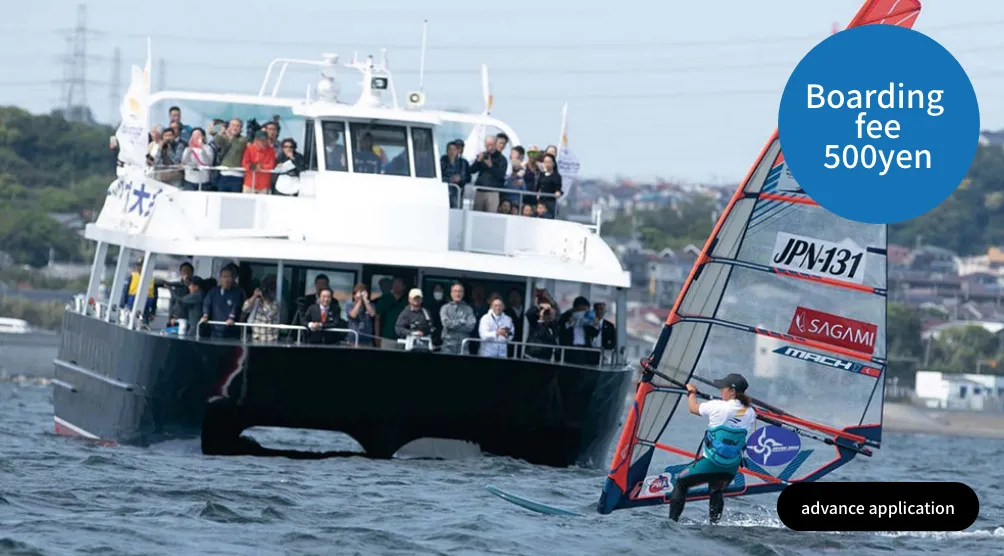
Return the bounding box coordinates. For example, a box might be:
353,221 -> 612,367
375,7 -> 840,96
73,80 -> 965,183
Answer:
109,47 -> 120,124
4,17 -> 1003,51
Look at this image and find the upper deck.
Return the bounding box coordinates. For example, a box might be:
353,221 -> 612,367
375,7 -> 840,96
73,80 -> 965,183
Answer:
99,53 -> 629,288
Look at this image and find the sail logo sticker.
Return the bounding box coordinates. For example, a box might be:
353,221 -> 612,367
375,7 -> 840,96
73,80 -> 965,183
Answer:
746,425 -> 801,467
636,474 -> 674,499
771,232 -> 866,284
788,306 -> 877,354
774,346 -> 882,377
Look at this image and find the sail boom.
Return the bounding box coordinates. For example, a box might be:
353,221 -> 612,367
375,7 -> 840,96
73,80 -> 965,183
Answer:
706,255 -> 887,295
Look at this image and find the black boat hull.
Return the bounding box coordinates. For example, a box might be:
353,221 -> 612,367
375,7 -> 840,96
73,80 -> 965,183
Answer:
52,311 -> 635,468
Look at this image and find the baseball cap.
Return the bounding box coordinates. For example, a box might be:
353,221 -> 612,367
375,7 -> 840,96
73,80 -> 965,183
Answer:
408,288 -> 423,300
711,373 -> 748,393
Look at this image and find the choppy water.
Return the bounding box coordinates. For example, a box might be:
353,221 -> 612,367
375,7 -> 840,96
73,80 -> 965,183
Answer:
1,377 -> 1003,556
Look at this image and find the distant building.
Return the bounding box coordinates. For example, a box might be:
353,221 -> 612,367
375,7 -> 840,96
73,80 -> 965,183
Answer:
914,370 -> 1004,411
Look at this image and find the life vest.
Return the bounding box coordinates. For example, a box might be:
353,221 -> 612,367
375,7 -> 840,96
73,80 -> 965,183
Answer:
701,425 -> 748,468
127,271 -> 155,297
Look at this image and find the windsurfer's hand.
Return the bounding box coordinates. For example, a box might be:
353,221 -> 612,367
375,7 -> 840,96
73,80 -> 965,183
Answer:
686,384 -> 697,395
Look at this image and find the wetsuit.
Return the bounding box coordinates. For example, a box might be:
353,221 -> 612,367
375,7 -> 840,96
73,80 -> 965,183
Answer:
669,398 -> 757,523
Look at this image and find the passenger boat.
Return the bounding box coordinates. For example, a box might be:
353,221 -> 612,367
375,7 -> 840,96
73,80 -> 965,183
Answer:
52,50 -> 635,468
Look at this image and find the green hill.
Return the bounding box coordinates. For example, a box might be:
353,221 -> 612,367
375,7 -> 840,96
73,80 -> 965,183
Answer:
0,107 -> 115,267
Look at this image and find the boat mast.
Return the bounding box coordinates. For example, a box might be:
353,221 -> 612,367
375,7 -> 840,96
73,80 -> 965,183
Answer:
418,19 -> 428,94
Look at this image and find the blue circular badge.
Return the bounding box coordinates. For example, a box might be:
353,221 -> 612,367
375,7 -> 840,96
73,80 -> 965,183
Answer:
778,24 -> 979,225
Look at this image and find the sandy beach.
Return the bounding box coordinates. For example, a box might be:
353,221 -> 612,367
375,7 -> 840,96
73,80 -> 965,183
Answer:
883,402 -> 1004,439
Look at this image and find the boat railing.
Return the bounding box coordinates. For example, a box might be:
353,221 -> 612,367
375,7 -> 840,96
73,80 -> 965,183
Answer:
197,320 -> 360,346
459,337 -> 605,367
467,185 -> 561,217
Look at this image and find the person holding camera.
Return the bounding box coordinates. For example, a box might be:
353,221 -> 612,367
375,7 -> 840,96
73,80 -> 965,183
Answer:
469,135 -> 507,213
346,283 -> 378,346
394,289 -> 434,338
212,118 -> 247,193
557,296 -> 600,365
241,274 -> 280,343
524,300 -> 559,362
478,295 -> 514,358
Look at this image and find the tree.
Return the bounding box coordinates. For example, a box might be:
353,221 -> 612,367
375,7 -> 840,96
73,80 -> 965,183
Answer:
887,303 -> 923,358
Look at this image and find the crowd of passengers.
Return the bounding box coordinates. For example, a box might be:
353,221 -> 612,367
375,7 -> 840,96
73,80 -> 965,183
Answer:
122,259 -> 617,365
128,106 -> 565,218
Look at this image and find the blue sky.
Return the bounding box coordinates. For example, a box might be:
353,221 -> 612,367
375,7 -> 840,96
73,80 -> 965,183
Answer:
2,0 -> 1003,183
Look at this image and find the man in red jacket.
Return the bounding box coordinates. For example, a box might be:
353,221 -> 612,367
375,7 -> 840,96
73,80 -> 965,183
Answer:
241,130 -> 276,194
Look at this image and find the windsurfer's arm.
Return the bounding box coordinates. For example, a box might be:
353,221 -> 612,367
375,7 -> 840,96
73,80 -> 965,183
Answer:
686,384 -> 701,415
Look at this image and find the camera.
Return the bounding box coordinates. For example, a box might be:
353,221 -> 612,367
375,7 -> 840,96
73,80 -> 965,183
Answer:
245,118 -> 261,139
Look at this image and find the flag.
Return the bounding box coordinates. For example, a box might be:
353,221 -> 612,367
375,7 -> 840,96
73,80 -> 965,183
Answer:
463,64 -> 492,164
115,39 -> 151,168
557,102 -> 580,191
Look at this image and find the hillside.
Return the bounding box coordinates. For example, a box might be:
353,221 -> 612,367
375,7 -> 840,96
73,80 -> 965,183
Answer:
0,106 -> 116,267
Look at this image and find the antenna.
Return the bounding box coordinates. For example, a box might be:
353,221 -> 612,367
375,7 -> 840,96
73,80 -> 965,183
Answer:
418,19 -> 428,93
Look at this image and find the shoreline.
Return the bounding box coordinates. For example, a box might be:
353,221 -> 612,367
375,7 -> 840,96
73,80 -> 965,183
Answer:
883,402 -> 1004,439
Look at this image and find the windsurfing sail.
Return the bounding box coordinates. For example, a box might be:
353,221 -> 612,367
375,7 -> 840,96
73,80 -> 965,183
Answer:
596,0 -> 921,515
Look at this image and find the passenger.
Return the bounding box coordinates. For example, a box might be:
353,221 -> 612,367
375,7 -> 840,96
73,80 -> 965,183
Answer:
521,204 -> 535,217
166,261 -> 194,327
544,144 -> 558,157
242,130 -> 276,194
590,302 -> 618,364
557,296 -> 599,365
353,132 -> 382,174
293,273 -> 329,327
439,282 -> 476,355
535,201 -> 551,219
376,277 -> 408,347
426,284 -> 447,349
241,274 -> 280,343
167,121 -> 188,149
345,283 -> 377,346
167,105 -> 192,143
470,136 -> 507,213
521,147 -> 539,206
262,121 -> 281,151
199,266 -> 245,340
441,140 -> 470,208
181,128 -> 214,191
324,127 -> 347,171
394,288 -> 434,346
524,300 -> 558,362
497,199 -> 512,215
176,276 -> 205,337
535,153 -> 562,219
212,118 -> 248,193
495,132 -> 510,157
154,127 -> 184,186
274,138 -> 306,189
304,287 -> 346,345
504,288 -> 526,357
120,260 -> 157,324
478,294 -> 514,358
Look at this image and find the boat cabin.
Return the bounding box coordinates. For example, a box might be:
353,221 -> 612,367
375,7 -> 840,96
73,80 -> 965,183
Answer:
75,52 -> 631,369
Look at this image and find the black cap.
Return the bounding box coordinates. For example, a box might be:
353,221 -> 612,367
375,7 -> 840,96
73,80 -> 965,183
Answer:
712,373 -> 748,393
189,276 -> 204,289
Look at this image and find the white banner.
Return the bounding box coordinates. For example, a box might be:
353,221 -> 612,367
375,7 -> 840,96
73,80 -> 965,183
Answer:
557,102 -> 580,191
115,42 -> 151,168
96,168 -> 174,235
463,64 -> 493,164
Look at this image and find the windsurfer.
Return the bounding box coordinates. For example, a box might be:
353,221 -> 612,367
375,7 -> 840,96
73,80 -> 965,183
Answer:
668,373 -> 757,524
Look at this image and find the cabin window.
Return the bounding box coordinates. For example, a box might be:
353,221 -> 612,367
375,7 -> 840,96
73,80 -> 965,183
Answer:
321,121 -> 348,172
959,386 -> 967,398
411,127 -> 437,178
349,122 -> 409,177
304,119 -> 318,171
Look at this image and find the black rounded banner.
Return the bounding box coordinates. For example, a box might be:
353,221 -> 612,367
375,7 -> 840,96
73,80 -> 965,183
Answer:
776,482 -> 979,531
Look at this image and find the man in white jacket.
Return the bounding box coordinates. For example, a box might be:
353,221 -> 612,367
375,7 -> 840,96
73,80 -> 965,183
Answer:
478,295 -> 514,358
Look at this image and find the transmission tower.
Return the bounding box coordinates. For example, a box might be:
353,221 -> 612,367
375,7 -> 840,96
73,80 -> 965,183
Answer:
60,4 -> 89,120
108,47 -> 121,124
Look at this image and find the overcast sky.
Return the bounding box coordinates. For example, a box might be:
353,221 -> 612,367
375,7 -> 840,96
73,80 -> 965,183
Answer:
2,0 -> 1003,183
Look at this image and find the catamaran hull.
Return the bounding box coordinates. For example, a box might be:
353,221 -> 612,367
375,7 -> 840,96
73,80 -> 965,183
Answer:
51,311 -> 634,468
